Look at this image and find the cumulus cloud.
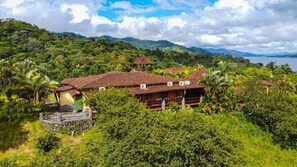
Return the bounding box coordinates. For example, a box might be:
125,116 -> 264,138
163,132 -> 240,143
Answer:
0,0 -> 297,53
60,4 -> 90,24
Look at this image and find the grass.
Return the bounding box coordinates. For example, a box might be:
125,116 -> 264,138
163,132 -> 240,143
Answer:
212,112 -> 297,167
0,111 -> 297,166
0,115 -> 44,164
0,115 -> 82,165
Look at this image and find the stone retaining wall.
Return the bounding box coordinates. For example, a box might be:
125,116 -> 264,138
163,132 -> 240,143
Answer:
41,118 -> 92,132
40,112 -> 93,133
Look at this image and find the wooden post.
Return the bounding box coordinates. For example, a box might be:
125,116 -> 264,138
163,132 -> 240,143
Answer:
182,90 -> 186,108
162,98 -> 166,111
200,96 -> 203,103
58,113 -> 62,123
39,113 -> 43,121
182,97 -> 185,108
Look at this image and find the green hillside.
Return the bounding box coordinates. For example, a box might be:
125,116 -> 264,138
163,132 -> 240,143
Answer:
99,35 -> 211,54
0,19 -> 252,82
1,19 -> 297,166
1,111 -> 296,166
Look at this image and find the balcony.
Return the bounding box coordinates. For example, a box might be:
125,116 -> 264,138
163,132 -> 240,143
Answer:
146,96 -> 201,110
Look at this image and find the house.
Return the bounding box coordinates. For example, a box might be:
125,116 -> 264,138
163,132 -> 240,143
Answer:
55,56 -> 207,111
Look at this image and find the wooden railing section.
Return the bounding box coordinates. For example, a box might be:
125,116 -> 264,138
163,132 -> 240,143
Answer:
146,96 -> 201,110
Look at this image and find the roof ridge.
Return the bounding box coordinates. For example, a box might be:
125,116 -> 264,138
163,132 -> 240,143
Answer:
80,73 -> 108,89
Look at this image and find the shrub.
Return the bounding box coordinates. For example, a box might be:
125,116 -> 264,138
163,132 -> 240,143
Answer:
35,132 -> 59,152
0,158 -> 17,167
30,147 -> 88,167
0,99 -> 27,122
241,83 -> 297,149
86,88 -> 244,166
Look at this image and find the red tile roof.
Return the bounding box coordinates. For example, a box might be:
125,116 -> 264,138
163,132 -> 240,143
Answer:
163,67 -> 185,73
60,74 -> 105,89
129,84 -> 204,95
133,55 -> 153,65
187,67 -> 208,84
60,71 -> 181,90
261,80 -> 278,86
69,90 -> 81,96
56,85 -> 74,92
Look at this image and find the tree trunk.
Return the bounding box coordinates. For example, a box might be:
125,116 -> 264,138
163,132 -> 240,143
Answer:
35,92 -> 39,105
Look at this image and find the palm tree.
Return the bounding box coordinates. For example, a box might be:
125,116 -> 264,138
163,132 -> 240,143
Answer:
203,70 -> 233,98
201,67 -> 235,114
266,61 -> 278,72
13,69 -> 58,105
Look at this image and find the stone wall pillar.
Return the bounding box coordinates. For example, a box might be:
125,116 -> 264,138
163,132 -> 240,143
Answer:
58,113 -> 62,123
88,109 -> 92,119
39,113 -> 43,121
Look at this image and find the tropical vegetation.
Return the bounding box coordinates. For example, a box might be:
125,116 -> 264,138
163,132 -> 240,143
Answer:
1,19 -> 297,166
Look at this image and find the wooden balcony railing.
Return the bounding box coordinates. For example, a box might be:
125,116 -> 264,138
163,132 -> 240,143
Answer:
146,96 -> 201,110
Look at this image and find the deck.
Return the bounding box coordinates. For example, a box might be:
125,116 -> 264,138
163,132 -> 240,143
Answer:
147,96 -> 201,110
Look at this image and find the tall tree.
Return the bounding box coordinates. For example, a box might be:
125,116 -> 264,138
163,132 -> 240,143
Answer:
201,61 -> 235,114
13,69 -> 58,104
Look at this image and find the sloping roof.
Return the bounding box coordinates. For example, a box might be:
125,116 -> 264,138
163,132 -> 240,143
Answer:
56,85 -> 74,92
187,67 -> 208,83
129,84 -> 204,95
163,67 -> 185,73
69,90 -> 81,96
261,80 -> 278,86
60,74 -> 105,89
60,71 -> 181,90
133,55 -> 153,65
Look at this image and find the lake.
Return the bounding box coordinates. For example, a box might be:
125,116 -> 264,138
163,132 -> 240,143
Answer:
243,56 -> 297,72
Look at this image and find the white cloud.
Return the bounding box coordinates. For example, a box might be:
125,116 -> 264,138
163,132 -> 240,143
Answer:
91,15 -> 113,25
1,0 -> 24,8
1,0 -> 297,53
167,18 -> 187,29
214,0 -> 250,11
60,4 -> 90,24
109,1 -> 155,15
199,34 -> 222,45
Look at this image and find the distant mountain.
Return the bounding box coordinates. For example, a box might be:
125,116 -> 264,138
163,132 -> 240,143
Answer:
266,52 -> 297,57
54,32 -> 86,39
204,48 -> 261,57
99,35 -> 211,54
54,33 -> 265,57
99,36 -> 265,57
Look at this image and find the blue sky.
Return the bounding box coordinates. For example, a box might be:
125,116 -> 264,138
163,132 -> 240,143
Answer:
1,0 -> 297,54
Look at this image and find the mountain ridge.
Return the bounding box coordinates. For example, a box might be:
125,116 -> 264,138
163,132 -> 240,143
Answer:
98,35 -> 263,57
54,32 -> 275,57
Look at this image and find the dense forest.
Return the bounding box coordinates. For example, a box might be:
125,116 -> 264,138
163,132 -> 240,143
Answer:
1,19 -> 297,166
